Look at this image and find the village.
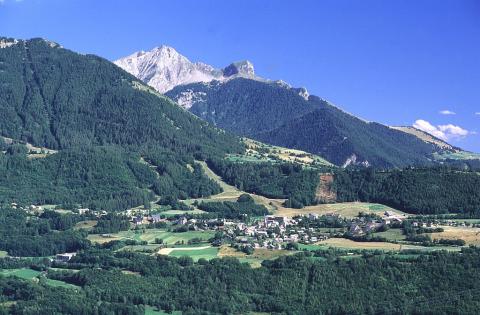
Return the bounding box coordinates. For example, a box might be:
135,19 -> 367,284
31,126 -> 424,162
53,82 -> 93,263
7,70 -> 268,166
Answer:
11,201 -> 480,259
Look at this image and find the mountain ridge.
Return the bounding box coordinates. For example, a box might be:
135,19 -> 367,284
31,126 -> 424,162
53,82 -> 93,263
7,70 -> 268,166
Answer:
114,45 -> 261,93
115,44 -> 474,167
0,37 -> 242,156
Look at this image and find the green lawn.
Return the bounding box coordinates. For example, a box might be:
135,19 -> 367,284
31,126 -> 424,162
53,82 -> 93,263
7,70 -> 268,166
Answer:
0,268 -> 40,280
169,247 -> 219,261
374,229 -> 407,241
298,244 -> 326,251
0,268 -> 79,289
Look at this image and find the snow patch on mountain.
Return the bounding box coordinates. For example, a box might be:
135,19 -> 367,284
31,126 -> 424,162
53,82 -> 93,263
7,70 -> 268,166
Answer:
0,38 -> 19,49
115,45 -> 261,93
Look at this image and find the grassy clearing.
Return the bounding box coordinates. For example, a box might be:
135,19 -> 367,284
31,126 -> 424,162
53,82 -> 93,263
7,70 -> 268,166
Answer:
315,238 -> 416,251
44,278 -> 79,289
74,220 -> 98,231
0,251 -> 8,258
217,245 -> 293,268
275,202 -> 407,219
0,268 -> 79,289
315,238 -> 460,252
196,161 -> 242,199
0,268 -> 40,280
433,150 -> 480,161
87,234 -> 123,244
228,138 -> 333,167
374,229 -> 407,241
430,226 -> 480,245
88,229 -> 215,246
168,247 -> 219,261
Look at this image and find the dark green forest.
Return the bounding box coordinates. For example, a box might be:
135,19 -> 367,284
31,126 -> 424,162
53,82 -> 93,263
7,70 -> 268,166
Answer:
0,208 -> 89,257
0,38 -> 242,157
197,194 -> 269,219
333,167 -> 480,215
167,78 -> 449,167
256,101 -> 442,168
207,158 -> 321,208
0,144 -> 222,211
2,247 -> 480,314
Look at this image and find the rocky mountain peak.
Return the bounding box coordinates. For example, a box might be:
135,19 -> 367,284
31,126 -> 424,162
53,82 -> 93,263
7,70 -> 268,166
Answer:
223,60 -> 255,78
115,46 -> 261,93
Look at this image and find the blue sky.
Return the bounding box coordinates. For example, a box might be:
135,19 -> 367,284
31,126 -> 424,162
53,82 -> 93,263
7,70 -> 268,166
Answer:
1,0 -> 479,152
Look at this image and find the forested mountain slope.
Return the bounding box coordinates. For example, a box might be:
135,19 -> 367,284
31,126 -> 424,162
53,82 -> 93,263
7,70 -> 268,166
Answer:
0,37 -> 242,157
167,78 -> 315,136
0,37 -> 243,210
167,78 -> 449,167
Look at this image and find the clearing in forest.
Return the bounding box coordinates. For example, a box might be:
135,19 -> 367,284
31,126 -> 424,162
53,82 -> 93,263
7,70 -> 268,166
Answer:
430,226 -> 480,246
315,238 -> 461,252
88,229 -> 215,245
274,202 -> 408,219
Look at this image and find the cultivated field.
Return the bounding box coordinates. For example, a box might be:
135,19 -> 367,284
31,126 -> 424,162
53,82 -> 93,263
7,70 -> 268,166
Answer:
314,238 -> 461,252
374,228 -> 407,241
217,245 -> 293,267
88,229 -> 215,245
316,238 -> 405,251
165,246 -> 219,261
430,226 -> 480,246
274,202 -> 408,219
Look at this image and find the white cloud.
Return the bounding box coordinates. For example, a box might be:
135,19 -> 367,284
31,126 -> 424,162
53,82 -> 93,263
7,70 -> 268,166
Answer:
438,124 -> 469,137
439,110 -> 456,115
476,112 -> 480,116
413,119 -> 470,141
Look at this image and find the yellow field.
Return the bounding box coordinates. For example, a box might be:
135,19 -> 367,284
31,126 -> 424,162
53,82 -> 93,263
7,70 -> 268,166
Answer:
316,238 -> 405,250
430,226 -> 480,245
274,202 -> 407,218
87,234 -> 122,244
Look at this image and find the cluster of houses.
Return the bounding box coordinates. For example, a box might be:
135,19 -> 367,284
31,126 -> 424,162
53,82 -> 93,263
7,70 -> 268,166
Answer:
54,252 -> 77,263
348,211 -> 405,237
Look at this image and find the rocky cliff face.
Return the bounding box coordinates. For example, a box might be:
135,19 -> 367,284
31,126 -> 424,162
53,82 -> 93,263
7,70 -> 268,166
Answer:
115,45 -> 260,93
